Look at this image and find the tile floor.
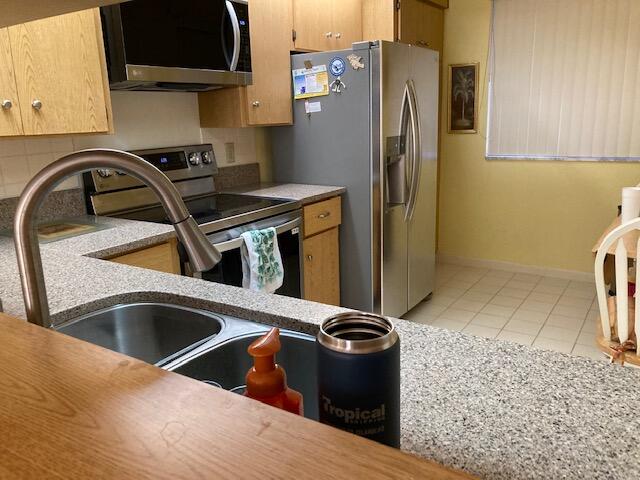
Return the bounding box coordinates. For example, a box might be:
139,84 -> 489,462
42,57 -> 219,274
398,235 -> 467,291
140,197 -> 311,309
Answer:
403,263 -> 606,361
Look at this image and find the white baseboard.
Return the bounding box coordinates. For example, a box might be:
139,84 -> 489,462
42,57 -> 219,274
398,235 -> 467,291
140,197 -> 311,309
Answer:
437,253 -> 595,283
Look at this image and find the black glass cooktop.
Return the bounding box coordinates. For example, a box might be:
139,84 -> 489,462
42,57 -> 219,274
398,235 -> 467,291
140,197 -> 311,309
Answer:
114,193 -> 295,226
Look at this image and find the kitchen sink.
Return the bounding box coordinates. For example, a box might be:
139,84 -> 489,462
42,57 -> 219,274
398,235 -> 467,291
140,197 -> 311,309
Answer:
168,330 -> 318,420
56,303 -> 225,366
58,302 -> 318,419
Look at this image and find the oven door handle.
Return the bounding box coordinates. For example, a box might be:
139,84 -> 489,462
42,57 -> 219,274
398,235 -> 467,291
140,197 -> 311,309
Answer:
212,217 -> 301,253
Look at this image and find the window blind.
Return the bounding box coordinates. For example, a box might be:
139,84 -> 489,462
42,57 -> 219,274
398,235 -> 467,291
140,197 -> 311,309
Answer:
487,0 -> 640,161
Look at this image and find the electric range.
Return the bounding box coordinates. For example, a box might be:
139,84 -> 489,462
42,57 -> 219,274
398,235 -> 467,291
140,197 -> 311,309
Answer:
83,144 -> 301,233
112,192 -> 299,234
83,144 -> 303,297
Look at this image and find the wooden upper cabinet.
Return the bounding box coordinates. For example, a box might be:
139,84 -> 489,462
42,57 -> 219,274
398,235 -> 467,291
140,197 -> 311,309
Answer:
362,0 -> 445,53
199,0 -> 366,128
0,1 -> 122,29
246,0 -> 294,125
293,0 -> 333,52
397,0 -> 425,46
293,0 -> 362,51
7,9 -> 112,136
420,2 -> 444,52
199,0 -> 294,128
0,28 -> 24,136
331,0 -> 363,49
398,0 -> 443,52
362,0 -> 395,42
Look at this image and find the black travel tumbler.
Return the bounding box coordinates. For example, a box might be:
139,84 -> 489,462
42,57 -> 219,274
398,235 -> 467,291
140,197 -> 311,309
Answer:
317,311 -> 400,448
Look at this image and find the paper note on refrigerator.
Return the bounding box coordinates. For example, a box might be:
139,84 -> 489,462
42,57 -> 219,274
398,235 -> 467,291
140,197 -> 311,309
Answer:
304,100 -> 322,113
292,65 -> 329,99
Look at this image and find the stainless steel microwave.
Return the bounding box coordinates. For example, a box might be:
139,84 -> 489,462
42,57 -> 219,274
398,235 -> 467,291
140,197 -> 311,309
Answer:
100,0 -> 252,91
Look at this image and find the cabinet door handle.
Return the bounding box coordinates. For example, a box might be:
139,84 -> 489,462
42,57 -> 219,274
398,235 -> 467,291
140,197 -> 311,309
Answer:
32,99 -> 42,111
1,99 -> 12,110
252,100 -> 260,107
317,211 -> 331,219
306,254 -> 313,261
335,32 -> 342,39
325,32 -> 333,38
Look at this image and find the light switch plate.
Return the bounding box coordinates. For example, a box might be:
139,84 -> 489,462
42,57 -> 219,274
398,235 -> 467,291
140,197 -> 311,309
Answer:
225,142 -> 235,164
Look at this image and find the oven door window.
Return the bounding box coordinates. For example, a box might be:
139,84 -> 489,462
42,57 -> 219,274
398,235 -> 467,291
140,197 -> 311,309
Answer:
119,0 -> 231,70
202,230 -> 301,298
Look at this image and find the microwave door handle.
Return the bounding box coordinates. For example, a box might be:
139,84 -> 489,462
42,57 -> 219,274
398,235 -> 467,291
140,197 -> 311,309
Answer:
212,217 -> 302,253
225,0 -> 241,71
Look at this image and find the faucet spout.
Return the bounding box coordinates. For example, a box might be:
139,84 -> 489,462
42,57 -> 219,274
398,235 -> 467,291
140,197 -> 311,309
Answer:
13,149 -> 222,328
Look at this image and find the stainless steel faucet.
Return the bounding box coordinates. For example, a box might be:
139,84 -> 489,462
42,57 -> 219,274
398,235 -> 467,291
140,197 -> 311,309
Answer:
13,149 -> 222,328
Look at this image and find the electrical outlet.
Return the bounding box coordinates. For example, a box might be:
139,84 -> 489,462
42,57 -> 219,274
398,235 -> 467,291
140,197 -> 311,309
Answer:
225,142 -> 235,164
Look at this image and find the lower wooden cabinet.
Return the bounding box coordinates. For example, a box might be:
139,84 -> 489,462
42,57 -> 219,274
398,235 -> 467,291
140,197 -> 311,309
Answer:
303,195 -> 341,237
108,239 -> 181,275
303,227 -> 340,306
302,196 -> 342,306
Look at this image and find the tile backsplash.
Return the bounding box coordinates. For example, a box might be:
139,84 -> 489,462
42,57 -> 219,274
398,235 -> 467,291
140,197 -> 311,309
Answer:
0,91 -> 272,199
0,137 -> 79,198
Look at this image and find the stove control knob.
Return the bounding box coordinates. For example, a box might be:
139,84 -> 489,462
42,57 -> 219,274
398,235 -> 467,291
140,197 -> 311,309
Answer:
96,168 -> 113,178
188,152 -> 201,166
201,150 -> 214,164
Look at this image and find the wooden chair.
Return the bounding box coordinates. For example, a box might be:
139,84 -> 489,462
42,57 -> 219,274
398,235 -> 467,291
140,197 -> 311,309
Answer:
594,217 -> 640,365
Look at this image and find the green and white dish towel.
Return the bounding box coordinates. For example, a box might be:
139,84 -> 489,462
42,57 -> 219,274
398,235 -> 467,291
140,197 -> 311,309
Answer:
240,227 -> 284,293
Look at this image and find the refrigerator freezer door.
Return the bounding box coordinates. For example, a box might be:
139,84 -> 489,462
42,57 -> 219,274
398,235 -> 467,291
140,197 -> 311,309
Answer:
380,42 -> 411,318
407,47 -> 439,310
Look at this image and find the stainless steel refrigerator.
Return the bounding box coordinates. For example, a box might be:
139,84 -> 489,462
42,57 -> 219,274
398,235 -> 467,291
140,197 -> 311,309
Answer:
271,41 -> 439,318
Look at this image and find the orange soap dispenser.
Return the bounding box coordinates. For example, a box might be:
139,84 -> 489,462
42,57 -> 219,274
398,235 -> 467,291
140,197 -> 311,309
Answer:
244,327 -> 304,416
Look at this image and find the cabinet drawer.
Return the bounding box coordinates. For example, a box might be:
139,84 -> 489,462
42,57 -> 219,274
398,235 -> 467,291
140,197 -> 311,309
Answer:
109,240 -> 180,275
303,196 -> 341,237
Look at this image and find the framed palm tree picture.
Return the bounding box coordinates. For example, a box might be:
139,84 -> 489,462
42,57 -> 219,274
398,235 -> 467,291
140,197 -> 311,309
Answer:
448,63 -> 479,134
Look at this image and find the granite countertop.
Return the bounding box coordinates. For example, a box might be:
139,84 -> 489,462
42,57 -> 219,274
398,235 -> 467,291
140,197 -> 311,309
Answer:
43,216 -> 176,258
1,188 -> 639,479
8,182 -> 346,260
222,182 -> 346,205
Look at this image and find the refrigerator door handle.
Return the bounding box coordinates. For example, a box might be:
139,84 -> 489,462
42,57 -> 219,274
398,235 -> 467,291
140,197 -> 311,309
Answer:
404,80 -> 422,222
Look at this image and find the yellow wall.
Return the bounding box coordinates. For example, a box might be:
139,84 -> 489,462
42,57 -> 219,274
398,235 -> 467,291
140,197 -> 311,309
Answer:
438,0 -> 640,272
